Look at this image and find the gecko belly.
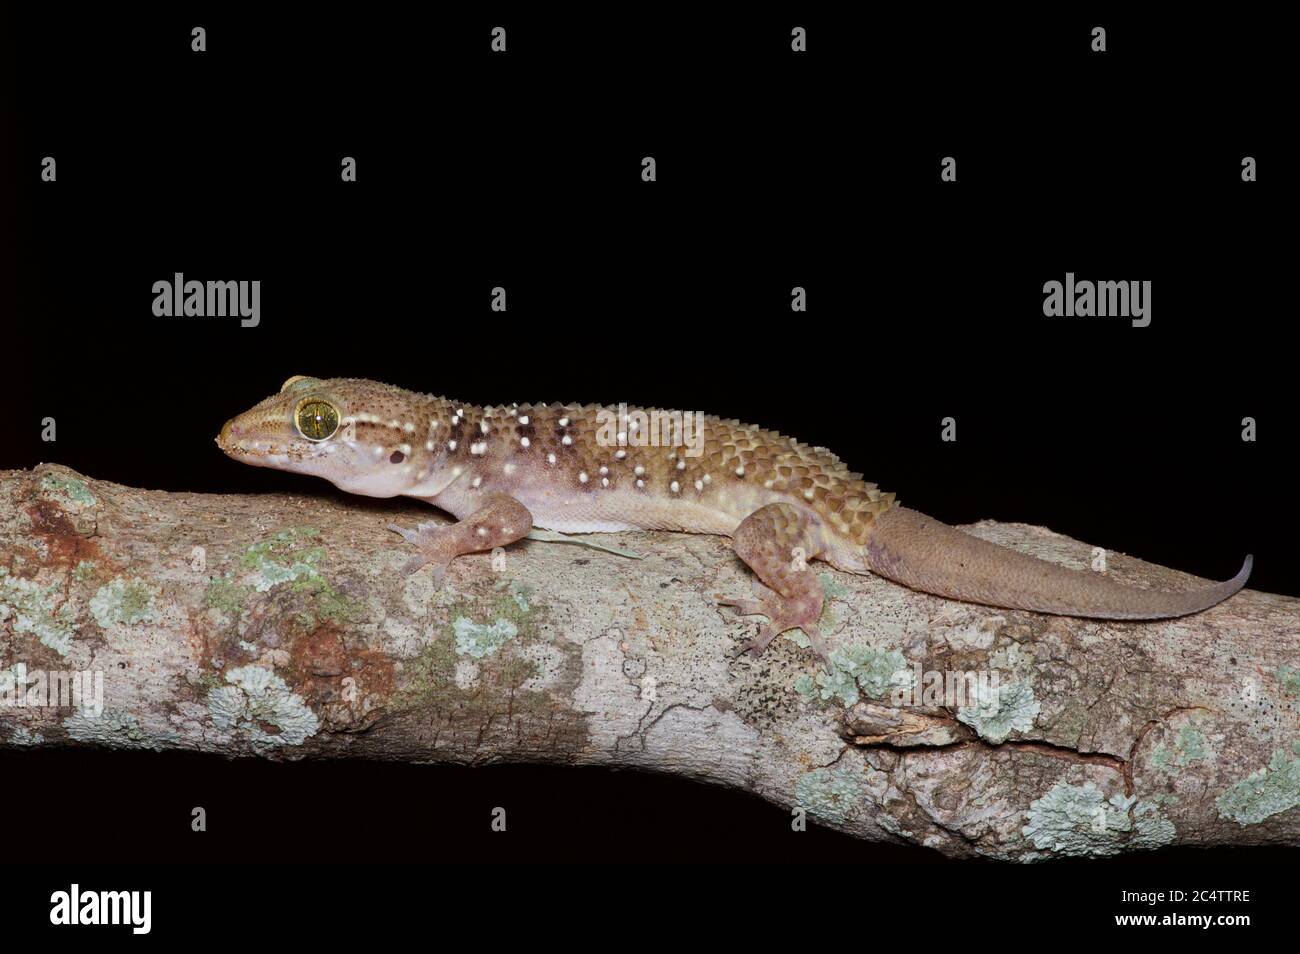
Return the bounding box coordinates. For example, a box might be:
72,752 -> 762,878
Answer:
519,488 -> 745,536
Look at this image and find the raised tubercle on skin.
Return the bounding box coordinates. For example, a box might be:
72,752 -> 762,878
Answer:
864,506 -> 1251,619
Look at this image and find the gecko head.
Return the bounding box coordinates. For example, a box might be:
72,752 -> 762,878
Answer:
217,375 -> 426,497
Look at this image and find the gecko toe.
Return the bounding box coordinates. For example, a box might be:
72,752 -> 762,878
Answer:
735,624 -> 779,658
399,554 -> 448,585
388,523 -> 419,544
716,595 -> 770,617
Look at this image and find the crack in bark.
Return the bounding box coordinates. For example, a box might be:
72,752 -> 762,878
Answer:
851,701 -> 1223,825
861,734 -> 1128,773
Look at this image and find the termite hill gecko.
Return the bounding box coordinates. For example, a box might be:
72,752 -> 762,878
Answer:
218,376 -> 1252,661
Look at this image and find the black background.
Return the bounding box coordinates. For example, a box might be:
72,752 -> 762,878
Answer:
2,3 -> 1294,876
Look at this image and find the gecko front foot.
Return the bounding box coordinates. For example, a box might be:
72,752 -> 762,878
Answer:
386,493 -> 534,586
387,521 -> 456,583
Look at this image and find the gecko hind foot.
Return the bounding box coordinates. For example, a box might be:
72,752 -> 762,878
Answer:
716,502 -> 833,663
715,585 -> 830,663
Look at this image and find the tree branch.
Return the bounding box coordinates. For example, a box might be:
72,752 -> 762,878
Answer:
3,464 -> 1298,859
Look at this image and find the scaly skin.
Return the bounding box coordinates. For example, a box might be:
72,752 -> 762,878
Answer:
218,376 -> 1252,661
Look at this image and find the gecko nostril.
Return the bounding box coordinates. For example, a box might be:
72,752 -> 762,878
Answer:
390,451 -> 405,464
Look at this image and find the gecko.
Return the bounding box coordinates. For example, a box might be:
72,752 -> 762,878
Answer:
217,376 -> 1252,661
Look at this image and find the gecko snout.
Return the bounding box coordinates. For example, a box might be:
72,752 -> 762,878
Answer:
217,417 -> 258,454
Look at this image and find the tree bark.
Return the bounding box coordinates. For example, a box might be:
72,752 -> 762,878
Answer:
2,463 -> 1298,860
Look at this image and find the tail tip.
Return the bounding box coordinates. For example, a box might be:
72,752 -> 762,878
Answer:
1238,554 -> 1254,583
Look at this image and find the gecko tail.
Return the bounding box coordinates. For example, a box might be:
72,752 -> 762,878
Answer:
864,506 -> 1252,620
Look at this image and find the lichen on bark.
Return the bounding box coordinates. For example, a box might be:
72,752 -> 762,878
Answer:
2,465 -> 1298,860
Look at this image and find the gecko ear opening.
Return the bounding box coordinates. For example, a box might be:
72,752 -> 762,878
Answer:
281,375 -> 319,393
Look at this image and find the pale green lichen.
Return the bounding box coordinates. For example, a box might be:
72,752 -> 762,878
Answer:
795,643 -> 912,707
72,560 -> 97,583
1279,666 -> 1300,698
507,581 -> 531,613
795,762 -> 867,824
0,566 -> 77,656
241,529 -> 327,592
10,725 -> 44,746
818,572 -> 849,600
393,587 -> 548,712
956,679 -> 1040,744
1152,744 -> 1170,770
232,528 -> 358,626
90,577 -> 162,628
207,665 -> 319,747
205,576 -> 250,619
63,708 -> 146,746
453,616 -> 518,658
40,474 -> 96,507
491,579 -> 533,616
1154,724 -> 1211,770
1215,746 -> 1300,826
1023,782 -> 1176,857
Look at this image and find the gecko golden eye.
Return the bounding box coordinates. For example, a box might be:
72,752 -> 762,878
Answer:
295,400 -> 339,441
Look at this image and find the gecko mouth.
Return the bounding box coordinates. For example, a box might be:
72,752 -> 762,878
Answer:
216,419 -> 280,459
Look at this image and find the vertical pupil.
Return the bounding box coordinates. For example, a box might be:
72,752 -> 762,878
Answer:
299,402 -> 335,439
